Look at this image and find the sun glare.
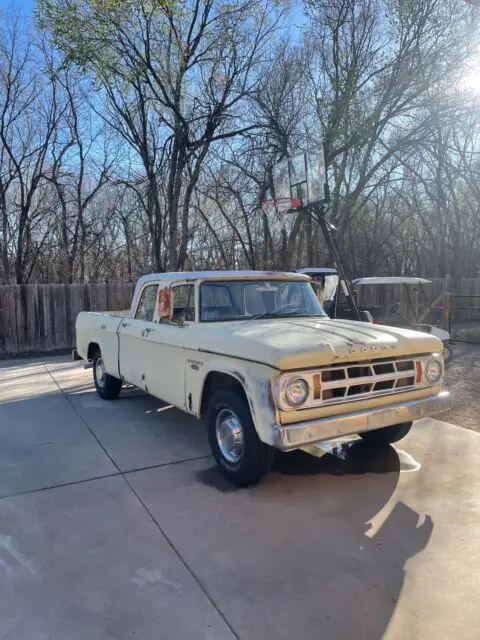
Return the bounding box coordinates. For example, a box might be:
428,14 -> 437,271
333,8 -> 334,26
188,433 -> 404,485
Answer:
463,56 -> 480,94
464,69 -> 480,93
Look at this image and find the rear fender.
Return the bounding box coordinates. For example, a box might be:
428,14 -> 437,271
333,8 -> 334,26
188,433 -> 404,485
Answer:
75,312 -> 122,378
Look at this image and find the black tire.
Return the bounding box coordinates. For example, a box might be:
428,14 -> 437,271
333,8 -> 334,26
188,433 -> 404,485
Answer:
359,421 -> 412,445
443,344 -> 453,366
207,389 -> 274,487
92,349 -> 122,400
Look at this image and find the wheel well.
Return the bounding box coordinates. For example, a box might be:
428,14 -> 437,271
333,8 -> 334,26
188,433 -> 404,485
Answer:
87,342 -> 100,361
200,371 -> 248,417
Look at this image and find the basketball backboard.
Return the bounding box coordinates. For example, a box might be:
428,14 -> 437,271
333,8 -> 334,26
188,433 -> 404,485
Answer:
268,146 -> 328,209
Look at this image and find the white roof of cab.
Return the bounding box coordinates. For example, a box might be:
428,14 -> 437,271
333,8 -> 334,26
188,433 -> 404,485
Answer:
353,276 -> 432,285
296,268 -> 338,276
136,270 -> 310,287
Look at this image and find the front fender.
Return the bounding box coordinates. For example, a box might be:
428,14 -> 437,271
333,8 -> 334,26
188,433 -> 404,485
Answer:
186,353 -> 279,446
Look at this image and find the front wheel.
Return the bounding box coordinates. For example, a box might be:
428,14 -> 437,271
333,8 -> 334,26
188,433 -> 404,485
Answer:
443,343 -> 453,365
359,421 -> 412,445
92,350 -> 122,400
207,389 -> 274,487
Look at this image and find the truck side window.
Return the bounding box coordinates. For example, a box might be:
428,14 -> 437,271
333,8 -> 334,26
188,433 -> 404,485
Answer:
172,284 -> 195,322
135,284 -> 159,322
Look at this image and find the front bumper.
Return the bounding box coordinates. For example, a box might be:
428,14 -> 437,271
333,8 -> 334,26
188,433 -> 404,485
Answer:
273,391 -> 451,451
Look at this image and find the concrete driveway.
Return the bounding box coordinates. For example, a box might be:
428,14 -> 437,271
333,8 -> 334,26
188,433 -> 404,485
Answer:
0,356 -> 479,639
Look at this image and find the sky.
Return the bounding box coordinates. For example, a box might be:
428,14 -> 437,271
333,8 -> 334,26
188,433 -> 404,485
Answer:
1,0 -> 34,11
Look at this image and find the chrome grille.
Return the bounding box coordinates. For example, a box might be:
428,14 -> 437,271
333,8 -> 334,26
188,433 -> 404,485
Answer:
276,354 -> 442,412
319,358 -> 416,405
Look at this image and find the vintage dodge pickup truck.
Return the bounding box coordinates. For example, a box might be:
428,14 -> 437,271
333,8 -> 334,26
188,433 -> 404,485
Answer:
76,271 -> 451,486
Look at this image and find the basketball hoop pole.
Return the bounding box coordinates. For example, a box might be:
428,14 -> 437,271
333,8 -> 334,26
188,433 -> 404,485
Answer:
311,204 -> 362,322
266,146 -> 362,322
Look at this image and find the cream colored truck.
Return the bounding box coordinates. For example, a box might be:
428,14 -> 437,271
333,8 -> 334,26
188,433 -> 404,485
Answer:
75,271 -> 451,486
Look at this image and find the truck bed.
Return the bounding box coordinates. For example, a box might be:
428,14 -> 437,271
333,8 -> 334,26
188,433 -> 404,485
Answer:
76,312 -> 126,376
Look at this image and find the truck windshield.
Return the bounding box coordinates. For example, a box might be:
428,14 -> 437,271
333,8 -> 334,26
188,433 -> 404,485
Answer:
200,280 -> 327,322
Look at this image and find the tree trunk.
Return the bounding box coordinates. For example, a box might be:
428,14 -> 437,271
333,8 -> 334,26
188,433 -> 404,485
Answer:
0,193 -> 8,283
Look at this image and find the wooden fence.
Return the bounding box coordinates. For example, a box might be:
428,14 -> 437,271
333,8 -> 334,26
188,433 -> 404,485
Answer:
2,278 -> 480,356
0,283 -> 134,356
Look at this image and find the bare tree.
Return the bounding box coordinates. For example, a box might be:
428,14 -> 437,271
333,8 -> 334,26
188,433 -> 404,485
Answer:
0,0 -> 478,284
44,69 -> 114,282
39,0 -> 285,269
305,0 -> 478,249
0,11 -> 66,282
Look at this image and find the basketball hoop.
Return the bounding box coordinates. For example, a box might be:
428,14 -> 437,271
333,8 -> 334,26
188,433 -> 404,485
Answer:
262,197 -> 301,235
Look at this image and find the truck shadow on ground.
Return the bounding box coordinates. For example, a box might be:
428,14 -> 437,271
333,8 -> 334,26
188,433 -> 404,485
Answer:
273,440 -> 421,475
197,441 -> 433,640
197,440 -> 416,491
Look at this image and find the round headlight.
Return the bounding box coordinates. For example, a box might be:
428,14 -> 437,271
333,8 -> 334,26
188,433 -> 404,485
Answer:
425,359 -> 442,384
285,378 -> 309,406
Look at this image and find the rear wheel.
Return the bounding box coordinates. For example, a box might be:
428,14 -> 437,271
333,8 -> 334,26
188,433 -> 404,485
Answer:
92,349 -> 122,400
359,421 -> 412,445
207,389 -> 274,487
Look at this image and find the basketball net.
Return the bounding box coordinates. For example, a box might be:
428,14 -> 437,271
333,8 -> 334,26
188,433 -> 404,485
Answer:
261,197 -> 301,238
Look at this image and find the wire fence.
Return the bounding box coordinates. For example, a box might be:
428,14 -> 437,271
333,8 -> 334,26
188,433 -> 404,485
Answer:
355,278 -> 480,344
449,295 -> 480,344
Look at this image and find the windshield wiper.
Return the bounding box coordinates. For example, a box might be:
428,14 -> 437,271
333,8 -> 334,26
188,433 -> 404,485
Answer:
278,311 -> 326,317
250,311 -> 285,319
250,311 -> 323,319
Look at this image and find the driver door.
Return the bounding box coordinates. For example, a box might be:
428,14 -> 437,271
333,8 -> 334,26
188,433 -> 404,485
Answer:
141,282 -> 196,409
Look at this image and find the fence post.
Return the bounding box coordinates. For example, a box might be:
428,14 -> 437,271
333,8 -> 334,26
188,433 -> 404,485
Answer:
409,287 -> 419,323
441,292 -> 451,331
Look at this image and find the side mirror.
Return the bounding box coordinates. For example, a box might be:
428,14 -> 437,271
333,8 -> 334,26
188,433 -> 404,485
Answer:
359,309 -> 374,323
158,288 -> 173,321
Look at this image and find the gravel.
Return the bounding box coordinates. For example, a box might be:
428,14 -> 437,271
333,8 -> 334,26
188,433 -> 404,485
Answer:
442,341 -> 480,432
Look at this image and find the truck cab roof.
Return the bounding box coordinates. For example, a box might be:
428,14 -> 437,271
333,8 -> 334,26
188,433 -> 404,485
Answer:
136,270 -> 310,287
296,268 -> 338,277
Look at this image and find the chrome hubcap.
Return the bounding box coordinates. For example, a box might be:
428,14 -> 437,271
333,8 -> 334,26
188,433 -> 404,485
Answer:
215,408 -> 244,464
95,357 -> 106,388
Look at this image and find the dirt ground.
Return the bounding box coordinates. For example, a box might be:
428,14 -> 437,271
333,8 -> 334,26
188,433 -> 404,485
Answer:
443,341 -> 480,431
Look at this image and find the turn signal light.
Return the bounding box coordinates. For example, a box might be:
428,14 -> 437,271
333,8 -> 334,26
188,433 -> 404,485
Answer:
313,374 -> 322,400
415,361 -> 423,384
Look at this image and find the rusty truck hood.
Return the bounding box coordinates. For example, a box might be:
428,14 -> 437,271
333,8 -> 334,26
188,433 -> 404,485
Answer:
199,317 -> 443,370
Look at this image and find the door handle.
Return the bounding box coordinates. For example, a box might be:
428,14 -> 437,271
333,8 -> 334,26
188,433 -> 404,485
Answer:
144,327 -> 155,335
121,322 -> 130,328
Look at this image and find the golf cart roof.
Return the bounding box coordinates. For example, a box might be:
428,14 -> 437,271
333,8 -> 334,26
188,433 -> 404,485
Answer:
296,268 -> 338,276
353,277 -> 432,286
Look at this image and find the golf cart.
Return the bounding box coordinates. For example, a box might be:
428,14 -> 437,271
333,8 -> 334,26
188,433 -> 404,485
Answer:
352,276 -> 454,364
296,268 -> 374,323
